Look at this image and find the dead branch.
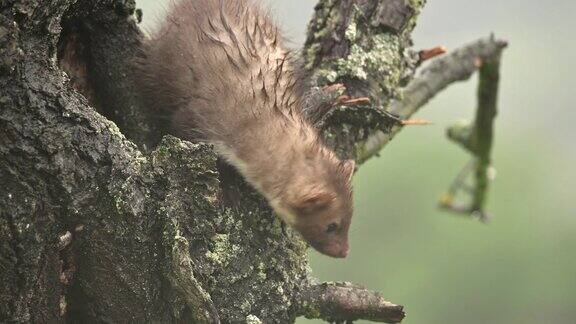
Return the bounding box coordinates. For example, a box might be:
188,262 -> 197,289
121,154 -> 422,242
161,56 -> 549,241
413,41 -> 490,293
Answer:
301,282 -> 405,323
359,36 -> 508,163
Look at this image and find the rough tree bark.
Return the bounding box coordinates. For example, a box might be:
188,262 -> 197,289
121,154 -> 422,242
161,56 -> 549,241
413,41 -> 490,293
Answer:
0,0 -> 506,323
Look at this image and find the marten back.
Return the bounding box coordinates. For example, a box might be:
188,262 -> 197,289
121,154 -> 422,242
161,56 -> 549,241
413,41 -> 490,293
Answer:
138,0 -> 307,143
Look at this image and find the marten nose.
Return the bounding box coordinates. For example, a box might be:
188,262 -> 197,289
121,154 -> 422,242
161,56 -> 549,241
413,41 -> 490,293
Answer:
324,242 -> 349,258
313,240 -> 349,258
339,242 -> 349,258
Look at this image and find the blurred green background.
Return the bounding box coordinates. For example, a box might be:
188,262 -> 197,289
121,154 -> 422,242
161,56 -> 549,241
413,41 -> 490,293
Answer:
137,1 -> 576,323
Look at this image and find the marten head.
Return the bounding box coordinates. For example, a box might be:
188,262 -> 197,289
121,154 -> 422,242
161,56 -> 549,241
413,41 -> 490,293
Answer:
274,150 -> 355,258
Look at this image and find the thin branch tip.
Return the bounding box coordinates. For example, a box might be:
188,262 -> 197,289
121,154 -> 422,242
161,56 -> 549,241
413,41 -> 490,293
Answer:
401,119 -> 433,126
419,45 -> 447,62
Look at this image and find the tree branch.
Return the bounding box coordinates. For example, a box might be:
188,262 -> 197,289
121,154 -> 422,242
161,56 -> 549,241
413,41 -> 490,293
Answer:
440,43 -> 504,220
358,36 -> 508,163
301,282 -> 405,323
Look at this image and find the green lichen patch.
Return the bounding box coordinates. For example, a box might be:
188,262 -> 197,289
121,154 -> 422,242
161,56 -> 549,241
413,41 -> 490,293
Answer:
318,34 -> 403,98
205,233 -> 240,267
345,20 -> 358,42
246,314 -> 263,324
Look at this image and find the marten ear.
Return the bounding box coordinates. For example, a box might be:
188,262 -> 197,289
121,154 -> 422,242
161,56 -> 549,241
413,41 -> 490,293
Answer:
342,159 -> 356,182
292,190 -> 335,215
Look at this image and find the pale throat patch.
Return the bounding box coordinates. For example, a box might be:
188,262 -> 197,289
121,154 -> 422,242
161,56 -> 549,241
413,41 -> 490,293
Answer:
214,142 -> 297,225
270,199 -> 297,226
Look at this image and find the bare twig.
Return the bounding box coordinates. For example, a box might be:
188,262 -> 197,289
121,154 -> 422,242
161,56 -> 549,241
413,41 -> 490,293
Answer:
300,282 -> 405,323
440,45 -> 503,220
401,119 -> 433,126
358,36 -> 508,163
418,45 -> 447,62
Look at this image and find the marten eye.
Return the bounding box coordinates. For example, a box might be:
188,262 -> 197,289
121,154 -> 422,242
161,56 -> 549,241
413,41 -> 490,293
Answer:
325,223 -> 339,234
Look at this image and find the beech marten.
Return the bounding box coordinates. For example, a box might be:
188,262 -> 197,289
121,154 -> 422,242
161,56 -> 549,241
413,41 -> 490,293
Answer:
137,0 -> 354,258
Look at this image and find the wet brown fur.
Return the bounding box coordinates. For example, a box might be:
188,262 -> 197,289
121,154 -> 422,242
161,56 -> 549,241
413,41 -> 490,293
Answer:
137,0 -> 354,258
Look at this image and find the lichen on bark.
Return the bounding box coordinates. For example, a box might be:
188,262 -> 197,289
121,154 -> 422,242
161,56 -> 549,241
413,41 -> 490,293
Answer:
303,0 -> 425,162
